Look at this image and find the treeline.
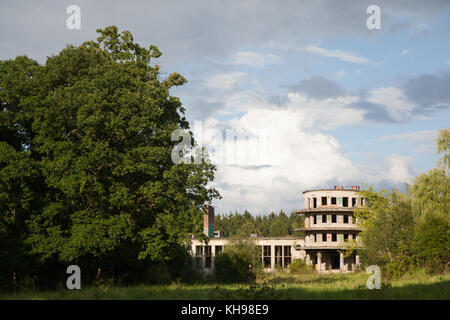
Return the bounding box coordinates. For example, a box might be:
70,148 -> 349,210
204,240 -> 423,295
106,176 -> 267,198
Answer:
355,127 -> 449,277
214,210 -> 305,238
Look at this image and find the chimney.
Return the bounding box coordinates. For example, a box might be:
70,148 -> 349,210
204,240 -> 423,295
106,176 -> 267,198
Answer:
352,185 -> 360,191
203,205 -> 214,237
334,185 -> 344,190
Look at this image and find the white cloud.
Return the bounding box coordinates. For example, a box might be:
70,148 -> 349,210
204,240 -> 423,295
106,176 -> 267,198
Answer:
305,45 -> 370,64
382,154 -> 415,184
201,89 -> 411,214
401,49 -> 409,56
231,51 -> 281,67
205,72 -> 247,89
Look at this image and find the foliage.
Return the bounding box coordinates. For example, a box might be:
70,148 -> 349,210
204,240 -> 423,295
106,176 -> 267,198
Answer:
0,26 -> 219,290
213,239 -> 262,283
356,128 -> 450,277
289,259 -> 313,274
214,210 -> 304,238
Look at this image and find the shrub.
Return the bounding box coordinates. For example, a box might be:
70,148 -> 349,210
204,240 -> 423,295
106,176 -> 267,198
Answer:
289,259 -> 313,274
213,239 -> 261,283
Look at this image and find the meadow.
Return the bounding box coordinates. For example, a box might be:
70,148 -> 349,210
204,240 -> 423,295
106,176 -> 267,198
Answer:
1,270 -> 449,300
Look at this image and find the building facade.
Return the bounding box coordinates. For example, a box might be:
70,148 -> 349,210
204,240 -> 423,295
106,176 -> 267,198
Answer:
294,186 -> 362,272
190,186 -> 362,273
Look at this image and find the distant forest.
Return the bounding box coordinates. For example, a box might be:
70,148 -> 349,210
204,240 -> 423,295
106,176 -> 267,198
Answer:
214,211 -> 305,238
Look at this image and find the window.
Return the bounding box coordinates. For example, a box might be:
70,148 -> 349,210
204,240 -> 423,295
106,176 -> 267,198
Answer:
275,246 -> 283,267
313,234 -> 316,242
322,233 -> 327,242
321,197 -> 327,206
332,233 -> 337,242
352,197 -> 357,207
344,234 -> 349,241
360,198 -> 364,206
344,215 -> 349,223
215,245 -> 223,255
283,246 -> 292,267
313,215 -> 317,224
331,197 -> 337,205
263,246 -> 271,268
343,197 -> 349,207
205,246 -> 212,268
313,198 -> 317,208
195,246 -> 203,257
332,214 -> 337,223
195,246 -> 203,267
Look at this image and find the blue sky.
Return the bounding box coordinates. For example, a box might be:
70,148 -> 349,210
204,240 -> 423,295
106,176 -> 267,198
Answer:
1,0 -> 449,215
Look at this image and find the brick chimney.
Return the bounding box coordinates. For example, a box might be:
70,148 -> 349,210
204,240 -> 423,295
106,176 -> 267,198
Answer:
203,205 -> 214,237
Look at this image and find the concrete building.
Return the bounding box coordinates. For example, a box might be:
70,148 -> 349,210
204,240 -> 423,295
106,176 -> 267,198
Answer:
190,185 -> 362,273
294,185 -> 362,272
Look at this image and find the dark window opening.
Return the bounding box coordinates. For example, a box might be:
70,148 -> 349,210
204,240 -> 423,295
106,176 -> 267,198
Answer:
352,198 -> 357,207
344,215 -> 349,223
205,246 -> 212,268
313,198 -> 317,208
313,215 -> 317,224
284,246 -> 292,267
275,246 -> 283,267
331,197 -> 337,205
263,246 -> 271,268
344,234 -> 349,241
321,197 -> 327,206
343,197 -> 349,207
332,233 -> 337,242
215,245 -> 223,255
332,214 -> 337,223
322,233 -> 327,242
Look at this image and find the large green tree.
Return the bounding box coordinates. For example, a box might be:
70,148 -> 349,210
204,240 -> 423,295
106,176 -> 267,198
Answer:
0,26 -> 219,287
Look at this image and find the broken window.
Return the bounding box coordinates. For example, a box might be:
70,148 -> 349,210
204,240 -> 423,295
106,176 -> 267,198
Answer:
352,197 -> 357,207
263,246 -> 271,267
321,197 -> 327,206
195,246 -> 203,268
332,233 -> 337,242
332,214 -> 337,223
275,246 -> 283,267
284,246 -> 292,267
313,198 -> 317,208
344,215 -> 349,223
322,233 -> 327,242
331,197 -> 337,205
313,215 -> 317,224
343,197 -> 349,207
205,246 -> 212,268
344,234 -> 349,241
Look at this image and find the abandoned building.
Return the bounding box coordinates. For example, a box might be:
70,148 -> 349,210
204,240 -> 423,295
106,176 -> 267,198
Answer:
190,186 -> 363,273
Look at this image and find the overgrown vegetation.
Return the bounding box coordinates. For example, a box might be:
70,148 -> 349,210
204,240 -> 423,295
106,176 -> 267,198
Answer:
355,127 -> 449,278
2,271 -> 448,300
213,239 -> 262,283
0,26 -> 220,291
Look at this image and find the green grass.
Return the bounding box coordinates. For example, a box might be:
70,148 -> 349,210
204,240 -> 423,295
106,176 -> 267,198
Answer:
1,271 -> 449,300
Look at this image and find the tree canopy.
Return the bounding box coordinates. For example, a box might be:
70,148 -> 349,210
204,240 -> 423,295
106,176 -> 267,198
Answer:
0,26 -> 219,289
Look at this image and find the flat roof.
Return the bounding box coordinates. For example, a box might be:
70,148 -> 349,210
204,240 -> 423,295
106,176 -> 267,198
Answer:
302,188 -> 360,194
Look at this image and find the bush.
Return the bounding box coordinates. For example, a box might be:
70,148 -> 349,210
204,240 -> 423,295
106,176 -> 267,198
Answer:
213,240 -> 261,283
289,259 -> 313,274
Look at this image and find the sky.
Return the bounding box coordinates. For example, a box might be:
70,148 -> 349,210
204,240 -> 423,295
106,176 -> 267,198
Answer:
1,0 -> 449,215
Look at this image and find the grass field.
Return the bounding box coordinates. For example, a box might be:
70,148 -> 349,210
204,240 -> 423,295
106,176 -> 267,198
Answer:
1,271 -> 449,300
